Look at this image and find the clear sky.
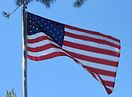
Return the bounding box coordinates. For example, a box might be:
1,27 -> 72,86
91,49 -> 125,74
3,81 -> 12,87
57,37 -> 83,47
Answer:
0,0 -> 132,97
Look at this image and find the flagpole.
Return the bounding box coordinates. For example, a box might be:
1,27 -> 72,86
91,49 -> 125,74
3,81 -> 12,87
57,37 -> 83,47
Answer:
22,0 -> 28,97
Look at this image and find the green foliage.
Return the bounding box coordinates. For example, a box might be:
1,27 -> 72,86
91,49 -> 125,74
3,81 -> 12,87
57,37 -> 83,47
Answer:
73,0 -> 87,8
35,0 -> 56,8
15,0 -> 87,8
15,0 -> 33,5
6,89 -> 16,97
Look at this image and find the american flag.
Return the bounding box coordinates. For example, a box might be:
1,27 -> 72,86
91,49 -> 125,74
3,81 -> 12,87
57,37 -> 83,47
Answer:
27,12 -> 120,94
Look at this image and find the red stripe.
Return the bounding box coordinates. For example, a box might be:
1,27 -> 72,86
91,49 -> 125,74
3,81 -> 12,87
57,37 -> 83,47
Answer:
65,24 -> 120,43
83,66 -> 116,77
101,78 -> 114,95
28,43 -> 60,52
102,80 -> 115,87
28,52 -> 66,61
65,31 -> 120,49
66,51 -> 118,67
64,41 -> 120,57
90,72 -> 115,87
87,70 -> 113,95
105,88 -> 112,95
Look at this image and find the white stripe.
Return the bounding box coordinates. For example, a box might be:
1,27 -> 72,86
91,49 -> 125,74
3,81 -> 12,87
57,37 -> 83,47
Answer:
94,73 -> 102,83
64,36 -> 120,53
74,58 -> 117,72
28,39 -> 55,48
28,37 -> 60,48
106,86 -> 113,91
63,45 -> 119,62
100,75 -> 115,82
27,32 -> 45,39
92,73 -> 114,92
65,28 -> 120,46
28,47 -> 64,57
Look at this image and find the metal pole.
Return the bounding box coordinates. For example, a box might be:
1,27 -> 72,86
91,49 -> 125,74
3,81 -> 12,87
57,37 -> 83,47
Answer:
22,0 -> 28,97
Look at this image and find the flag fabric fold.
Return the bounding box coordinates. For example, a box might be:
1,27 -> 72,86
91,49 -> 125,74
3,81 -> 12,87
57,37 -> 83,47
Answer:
27,12 -> 121,94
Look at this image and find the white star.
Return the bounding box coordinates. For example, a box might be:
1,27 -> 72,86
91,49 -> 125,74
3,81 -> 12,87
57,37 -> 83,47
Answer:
61,30 -> 63,32
44,23 -> 46,25
29,20 -> 32,23
47,27 -> 49,29
29,16 -> 32,19
59,36 -> 62,38
56,32 -> 59,34
55,38 -> 58,40
36,28 -> 38,30
30,25 -> 32,28
58,42 -> 61,44
35,17 -> 37,20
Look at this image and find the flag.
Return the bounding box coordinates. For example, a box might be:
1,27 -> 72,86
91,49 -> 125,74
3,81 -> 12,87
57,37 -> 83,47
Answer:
27,12 -> 121,94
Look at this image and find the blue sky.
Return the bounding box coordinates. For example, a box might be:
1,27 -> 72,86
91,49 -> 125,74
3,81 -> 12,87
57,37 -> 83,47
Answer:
0,0 -> 132,97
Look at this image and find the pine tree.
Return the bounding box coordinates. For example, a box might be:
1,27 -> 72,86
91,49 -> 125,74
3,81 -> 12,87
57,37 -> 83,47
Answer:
6,89 -> 16,97
15,0 -> 87,8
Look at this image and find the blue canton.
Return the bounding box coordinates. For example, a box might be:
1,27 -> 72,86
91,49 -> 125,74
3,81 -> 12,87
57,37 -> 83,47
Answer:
27,12 -> 65,46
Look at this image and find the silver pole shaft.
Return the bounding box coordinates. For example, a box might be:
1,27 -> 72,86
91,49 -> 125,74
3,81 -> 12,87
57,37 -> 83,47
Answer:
22,0 -> 28,97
